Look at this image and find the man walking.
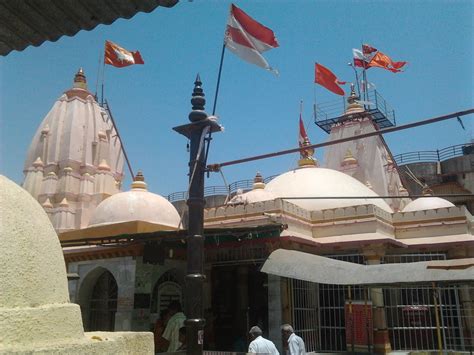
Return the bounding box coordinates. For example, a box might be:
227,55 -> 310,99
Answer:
281,324 -> 306,355
248,326 -> 280,355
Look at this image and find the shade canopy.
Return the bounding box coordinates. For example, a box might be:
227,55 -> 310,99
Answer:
0,0 -> 178,56
261,249 -> 474,286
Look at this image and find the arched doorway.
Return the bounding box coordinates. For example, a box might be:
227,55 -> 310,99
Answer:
150,270 -> 182,315
87,270 -> 118,331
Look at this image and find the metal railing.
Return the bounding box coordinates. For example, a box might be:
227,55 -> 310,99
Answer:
167,175 -> 278,202
314,89 -> 396,130
394,143 -> 474,165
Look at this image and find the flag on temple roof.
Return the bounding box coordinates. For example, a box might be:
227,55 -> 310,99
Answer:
362,44 -> 377,55
224,4 -> 279,74
314,63 -> 346,96
369,51 -> 407,73
299,114 -> 309,148
104,40 -> 144,68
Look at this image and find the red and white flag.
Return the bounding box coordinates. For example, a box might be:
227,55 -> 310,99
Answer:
315,63 -> 346,96
299,114 -> 309,148
352,48 -> 376,69
104,40 -> 144,68
224,4 -> 279,74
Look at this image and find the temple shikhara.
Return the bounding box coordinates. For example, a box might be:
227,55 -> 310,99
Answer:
18,70 -> 474,353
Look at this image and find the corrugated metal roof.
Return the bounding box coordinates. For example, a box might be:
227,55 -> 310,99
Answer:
0,0 -> 179,56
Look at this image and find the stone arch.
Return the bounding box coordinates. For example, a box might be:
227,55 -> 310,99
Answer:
78,266 -> 118,331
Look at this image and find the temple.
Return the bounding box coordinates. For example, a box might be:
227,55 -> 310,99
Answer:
22,69 -> 124,233
19,72 -> 474,353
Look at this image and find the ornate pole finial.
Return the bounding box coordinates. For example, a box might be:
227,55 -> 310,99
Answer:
189,73 -> 208,122
73,68 -> 87,89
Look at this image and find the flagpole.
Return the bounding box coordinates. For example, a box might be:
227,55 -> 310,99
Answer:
348,62 -> 360,97
101,41 -> 106,106
95,49 -> 102,100
212,42 -> 226,115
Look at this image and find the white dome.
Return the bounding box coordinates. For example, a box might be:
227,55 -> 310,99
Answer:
402,197 -> 455,212
89,181 -> 181,229
265,167 -> 392,212
242,188 -> 276,203
228,188 -> 276,205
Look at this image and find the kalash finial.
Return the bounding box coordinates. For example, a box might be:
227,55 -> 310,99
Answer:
253,172 -> 266,189
189,73 -> 208,122
298,137 -> 317,168
131,170 -> 147,189
73,68 -> 87,90
344,83 -> 364,115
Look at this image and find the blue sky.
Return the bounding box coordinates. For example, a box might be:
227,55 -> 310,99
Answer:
1,0 -> 473,196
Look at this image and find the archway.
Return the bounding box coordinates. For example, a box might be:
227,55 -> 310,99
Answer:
150,270 -> 183,315
78,267 -> 118,331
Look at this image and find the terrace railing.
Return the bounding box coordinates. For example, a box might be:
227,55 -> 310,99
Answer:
394,143 -> 474,165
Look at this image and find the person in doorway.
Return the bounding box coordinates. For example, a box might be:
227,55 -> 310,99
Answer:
248,326 -> 280,355
281,324 -> 306,355
176,327 -> 187,351
161,301 -> 186,352
154,309 -> 171,353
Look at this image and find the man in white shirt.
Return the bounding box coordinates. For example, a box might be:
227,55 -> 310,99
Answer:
161,301 -> 186,352
281,324 -> 306,355
248,326 -> 280,355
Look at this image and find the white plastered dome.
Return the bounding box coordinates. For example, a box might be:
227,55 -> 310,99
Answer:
89,175 -> 181,229
265,166 -> 392,212
227,172 -> 275,205
402,197 -> 455,212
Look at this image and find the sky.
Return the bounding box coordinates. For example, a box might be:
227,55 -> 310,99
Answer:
1,0 -> 473,197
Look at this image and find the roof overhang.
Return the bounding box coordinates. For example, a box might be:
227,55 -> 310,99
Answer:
0,0 -> 178,56
261,249 -> 474,286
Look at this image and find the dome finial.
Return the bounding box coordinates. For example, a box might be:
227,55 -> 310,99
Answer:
344,83 -> 364,114
189,74 -> 208,122
253,172 -> 265,189
341,148 -> 358,167
422,184 -> 433,196
298,137 -> 317,167
73,68 -> 87,90
131,170 -> 147,190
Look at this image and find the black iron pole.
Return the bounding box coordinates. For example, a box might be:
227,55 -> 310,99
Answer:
212,42 -> 226,116
173,75 -> 222,355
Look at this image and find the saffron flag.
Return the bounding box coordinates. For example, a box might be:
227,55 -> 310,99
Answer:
104,40 -> 144,68
315,63 -> 345,96
224,4 -> 279,73
369,51 -> 407,73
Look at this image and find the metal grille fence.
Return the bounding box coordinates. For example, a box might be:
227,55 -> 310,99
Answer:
288,253 -> 474,352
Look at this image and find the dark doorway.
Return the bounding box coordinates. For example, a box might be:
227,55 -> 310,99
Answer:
210,264 -> 268,351
88,270 -> 118,331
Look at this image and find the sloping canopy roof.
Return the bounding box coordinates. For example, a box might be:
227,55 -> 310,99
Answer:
0,0 -> 178,56
261,249 -> 474,286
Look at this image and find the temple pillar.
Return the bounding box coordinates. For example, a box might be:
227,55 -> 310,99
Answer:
236,265 -> 249,331
448,248 -> 474,348
268,274 -> 283,353
115,258 -> 137,331
364,248 -> 391,354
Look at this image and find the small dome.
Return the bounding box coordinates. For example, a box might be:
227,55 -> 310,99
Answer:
402,197 -> 455,212
89,174 -> 180,229
227,172 -> 276,205
265,167 -> 392,212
